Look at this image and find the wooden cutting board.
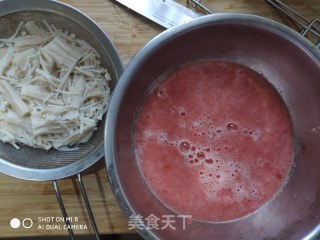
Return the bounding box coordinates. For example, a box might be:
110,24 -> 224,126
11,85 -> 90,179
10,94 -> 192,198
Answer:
0,0 -> 319,237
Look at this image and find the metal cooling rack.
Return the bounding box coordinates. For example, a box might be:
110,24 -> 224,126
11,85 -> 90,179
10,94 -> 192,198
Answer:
55,1 -> 319,239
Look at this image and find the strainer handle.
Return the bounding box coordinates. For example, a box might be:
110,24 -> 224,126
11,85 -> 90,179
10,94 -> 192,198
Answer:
78,173 -> 101,240
52,180 -> 76,240
53,175 -> 101,240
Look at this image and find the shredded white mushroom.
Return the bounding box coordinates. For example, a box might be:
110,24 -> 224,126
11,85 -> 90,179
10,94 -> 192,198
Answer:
0,21 -> 111,150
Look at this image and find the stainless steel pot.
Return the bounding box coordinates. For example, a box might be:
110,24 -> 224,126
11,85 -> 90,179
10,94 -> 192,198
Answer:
105,13 -> 320,240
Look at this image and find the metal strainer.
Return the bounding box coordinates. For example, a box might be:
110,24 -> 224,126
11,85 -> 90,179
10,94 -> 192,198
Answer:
0,0 -> 123,181
0,1 -> 123,239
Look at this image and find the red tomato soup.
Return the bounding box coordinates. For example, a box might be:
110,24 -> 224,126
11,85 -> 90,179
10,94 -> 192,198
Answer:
134,60 -> 293,222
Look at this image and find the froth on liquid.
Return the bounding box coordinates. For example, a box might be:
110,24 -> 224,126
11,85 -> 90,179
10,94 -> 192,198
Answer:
135,60 -> 293,222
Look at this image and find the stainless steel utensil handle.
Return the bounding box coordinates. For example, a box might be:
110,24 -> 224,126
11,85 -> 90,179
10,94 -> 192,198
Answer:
52,174 -> 101,240
52,180 -> 75,240
187,0 -> 213,14
187,0 -> 320,48
78,173 -> 101,240
266,0 -> 320,48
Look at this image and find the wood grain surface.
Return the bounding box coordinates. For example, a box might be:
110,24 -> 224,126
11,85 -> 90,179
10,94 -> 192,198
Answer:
0,0 -> 319,237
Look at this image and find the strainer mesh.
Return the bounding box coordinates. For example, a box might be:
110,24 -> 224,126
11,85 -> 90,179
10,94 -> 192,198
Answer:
0,11 -> 115,169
